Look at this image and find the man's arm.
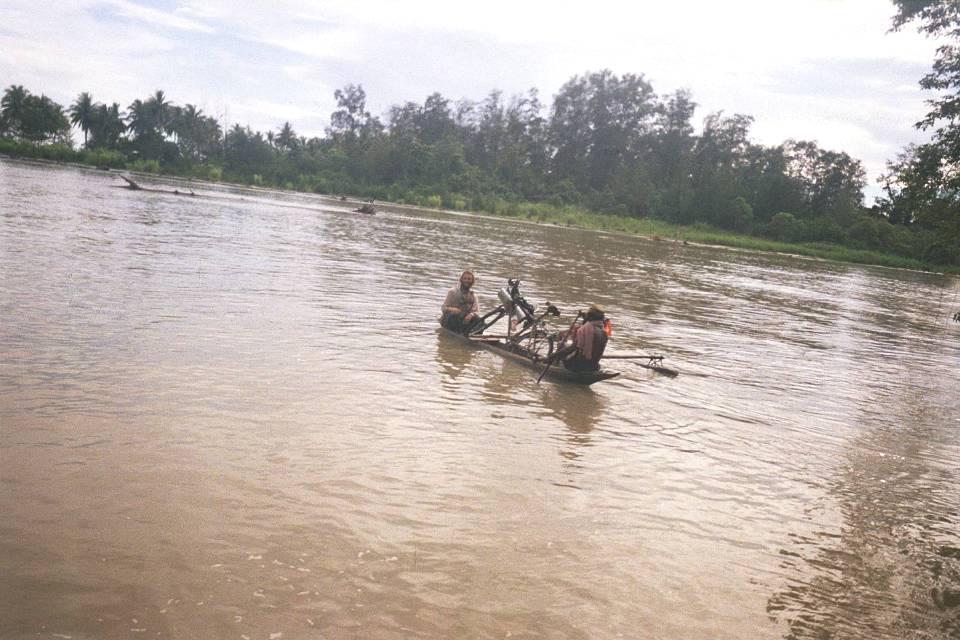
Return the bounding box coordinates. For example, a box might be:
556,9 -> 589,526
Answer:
441,289 -> 460,314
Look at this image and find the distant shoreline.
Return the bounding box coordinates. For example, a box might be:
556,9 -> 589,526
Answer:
3,153 -> 958,276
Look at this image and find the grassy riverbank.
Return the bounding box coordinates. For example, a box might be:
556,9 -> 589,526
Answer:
453,200 -> 960,274
3,150 -> 957,275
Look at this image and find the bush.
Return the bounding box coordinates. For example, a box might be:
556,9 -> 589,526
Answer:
800,216 -> 847,244
847,215 -> 881,250
765,212 -> 801,242
82,148 -> 125,169
130,158 -> 161,173
731,196 -> 754,231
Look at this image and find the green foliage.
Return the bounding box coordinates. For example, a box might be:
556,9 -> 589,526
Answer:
765,212 -> 801,242
799,216 -> 847,245
883,2 -> 960,264
130,158 -> 161,173
1,86 -> 70,144
81,147 -> 125,169
2,69 -> 958,269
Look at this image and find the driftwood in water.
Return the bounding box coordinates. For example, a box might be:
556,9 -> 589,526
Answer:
355,203 -> 376,214
954,310 -> 960,323
120,175 -> 142,190
118,175 -> 197,197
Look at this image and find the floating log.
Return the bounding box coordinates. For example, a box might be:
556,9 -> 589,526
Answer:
120,175 -> 142,190
355,203 -> 376,214
117,175 -> 196,197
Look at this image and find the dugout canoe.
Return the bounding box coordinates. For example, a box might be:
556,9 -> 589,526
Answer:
438,325 -> 620,385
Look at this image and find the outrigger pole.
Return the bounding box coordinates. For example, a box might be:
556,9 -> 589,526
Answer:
465,278 -> 680,381
601,354 -> 679,377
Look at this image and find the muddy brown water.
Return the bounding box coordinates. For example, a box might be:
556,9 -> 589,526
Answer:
1,159 -> 958,639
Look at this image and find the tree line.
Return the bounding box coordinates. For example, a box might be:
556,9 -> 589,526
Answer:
1,4 -> 958,267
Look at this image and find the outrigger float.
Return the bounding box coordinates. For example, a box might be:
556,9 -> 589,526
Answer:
439,279 -> 678,385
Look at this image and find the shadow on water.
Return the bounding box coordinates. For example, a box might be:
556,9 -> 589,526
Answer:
766,375 -> 960,639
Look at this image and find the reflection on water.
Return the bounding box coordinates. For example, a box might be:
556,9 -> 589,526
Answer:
539,385 -> 605,436
768,376 -> 960,639
1,159 -> 959,640
435,329 -> 476,380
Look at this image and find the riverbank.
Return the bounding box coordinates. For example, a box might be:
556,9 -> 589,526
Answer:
474,203 -> 960,274
3,152 -> 957,275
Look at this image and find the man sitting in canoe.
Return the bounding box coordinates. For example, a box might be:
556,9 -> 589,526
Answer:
558,304 -> 610,372
441,270 -> 480,333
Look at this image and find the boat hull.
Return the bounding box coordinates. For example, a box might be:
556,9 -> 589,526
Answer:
438,326 -> 620,385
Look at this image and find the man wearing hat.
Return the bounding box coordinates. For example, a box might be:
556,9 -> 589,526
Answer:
561,303 -> 609,372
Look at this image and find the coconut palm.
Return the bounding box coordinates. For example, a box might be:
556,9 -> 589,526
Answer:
176,104 -> 204,158
1,84 -> 29,136
126,98 -> 152,139
276,121 -> 297,151
69,92 -> 95,147
196,115 -> 222,161
89,102 -> 125,149
147,90 -> 171,135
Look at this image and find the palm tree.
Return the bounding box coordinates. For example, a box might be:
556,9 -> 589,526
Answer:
69,92 -> 95,147
89,102 -> 125,149
1,85 -> 29,137
147,90 -> 171,135
276,121 -> 297,151
177,104 -> 203,158
126,98 -> 151,139
196,115 -> 222,161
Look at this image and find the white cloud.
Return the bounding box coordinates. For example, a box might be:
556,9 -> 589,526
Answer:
0,0 -> 947,199
101,0 -> 215,33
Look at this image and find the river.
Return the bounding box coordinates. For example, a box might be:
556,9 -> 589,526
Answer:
1,158 -> 958,639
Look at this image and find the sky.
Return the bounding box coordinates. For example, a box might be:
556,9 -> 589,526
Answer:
0,0 -> 944,201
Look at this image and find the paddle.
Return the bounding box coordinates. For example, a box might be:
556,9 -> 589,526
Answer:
537,311 -> 582,384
